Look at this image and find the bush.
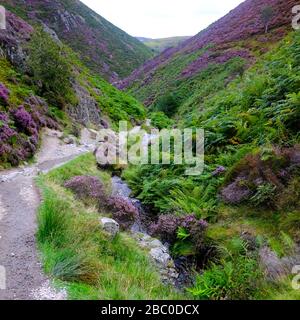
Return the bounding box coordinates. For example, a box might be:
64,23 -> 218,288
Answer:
0,83 -> 9,105
188,254 -> 262,300
27,28 -> 73,107
149,214 -> 181,244
12,105 -> 37,135
149,112 -> 173,129
154,93 -> 181,117
108,196 -> 139,230
250,183 -> 276,207
64,176 -> 106,205
221,146 -> 300,207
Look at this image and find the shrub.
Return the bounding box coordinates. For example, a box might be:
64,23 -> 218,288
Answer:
0,113 -> 16,143
149,214 -> 181,244
0,83 -> 9,105
280,211 -> 300,239
149,112 -> 173,129
221,146 -> 300,207
154,93 -> 181,117
27,28 -> 73,107
150,213 -> 209,251
188,254 -> 262,300
181,215 -> 209,251
11,105 -> 37,135
64,176 -> 106,205
108,196 -> 139,230
172,215 -> 209,258
250,183 -> 277,207
276,175 -> 300,210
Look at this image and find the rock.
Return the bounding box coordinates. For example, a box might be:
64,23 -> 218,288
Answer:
100,218 -> 119,237
259,247 -> 286,281
0,12 -> 33,71
100,119 -> 109,129
42,23 -> 60,44
258,246 -> 300,281
66,81 -> 101,126
150,247 -> 172,268
63,135 -> 76,145
149,239 -> 163,248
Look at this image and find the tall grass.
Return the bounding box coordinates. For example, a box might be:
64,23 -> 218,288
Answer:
36,153 -> 186,300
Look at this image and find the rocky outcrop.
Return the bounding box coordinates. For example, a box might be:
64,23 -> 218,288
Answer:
1,0 -> 153,81
259,246 -> 300,281
66,82 -> 101,126
0,11 -> 33,70
133,233 -> 179,286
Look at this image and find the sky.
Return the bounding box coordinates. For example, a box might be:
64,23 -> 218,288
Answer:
81,0 -> 245,39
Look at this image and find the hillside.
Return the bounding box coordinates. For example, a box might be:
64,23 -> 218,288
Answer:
0,9 -> 146,169
1,0 -> 154,82
118,0 -> 300,300
119,0 -> 298,108
137,36 -> 191,53
1,0 -> 300,302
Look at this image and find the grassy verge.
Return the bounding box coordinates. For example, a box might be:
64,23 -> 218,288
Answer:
36,153 -> 186,300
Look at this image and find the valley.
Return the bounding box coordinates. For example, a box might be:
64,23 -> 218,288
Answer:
0,0 -> 300,301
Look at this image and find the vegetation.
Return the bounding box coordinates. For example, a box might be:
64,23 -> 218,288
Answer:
27,28 -> 75,108
138,36 -> 190,53
37,154 -> 186,300
0,14 -> 146,167
3,0 -> 154,80
122,32 -> 300,300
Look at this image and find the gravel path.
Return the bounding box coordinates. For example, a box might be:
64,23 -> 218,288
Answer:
0,129 -> 94,300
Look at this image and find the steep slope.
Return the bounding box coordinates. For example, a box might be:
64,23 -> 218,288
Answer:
0,10 -> 146,169
2,0 -> 154,82
123,27 -> 300,301
137,36 -> 191,53
119,0 -> 300,300
120,0 -> 298,110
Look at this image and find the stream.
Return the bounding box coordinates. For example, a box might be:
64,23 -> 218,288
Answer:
110,176 -> 191,288
97,124 -> 191,288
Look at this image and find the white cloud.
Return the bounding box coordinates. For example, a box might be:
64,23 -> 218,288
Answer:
80,0 -> 244,38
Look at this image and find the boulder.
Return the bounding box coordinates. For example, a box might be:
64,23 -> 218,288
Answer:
259,246 -> 300,281
150,247 -> 173,268
63,135 -> 76,145
100,218 -> 119,237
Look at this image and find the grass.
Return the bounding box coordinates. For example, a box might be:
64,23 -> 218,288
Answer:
36,153 -> 186,300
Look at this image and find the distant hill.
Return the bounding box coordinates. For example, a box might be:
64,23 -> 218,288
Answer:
120,0 -> 298,107
2,0 -> 154,82
136,36 -> 191,53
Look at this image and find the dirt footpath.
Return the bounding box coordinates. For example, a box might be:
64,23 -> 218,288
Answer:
0,129 -> 94,300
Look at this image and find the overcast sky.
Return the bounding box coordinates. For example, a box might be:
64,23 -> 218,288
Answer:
81,0 -> 245,39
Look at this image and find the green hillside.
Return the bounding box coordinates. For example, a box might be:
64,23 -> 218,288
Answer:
137,36 -> 190,53
2,0 -> 154,81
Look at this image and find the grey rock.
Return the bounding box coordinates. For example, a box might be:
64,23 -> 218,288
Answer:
66,81 -> 101,126
259,246 -> 300,281
150,247 -> 172,268
148,239 -> 163,248
42,23 -> 60,44
100,218 -> 119,237
63,136 -> 76,145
